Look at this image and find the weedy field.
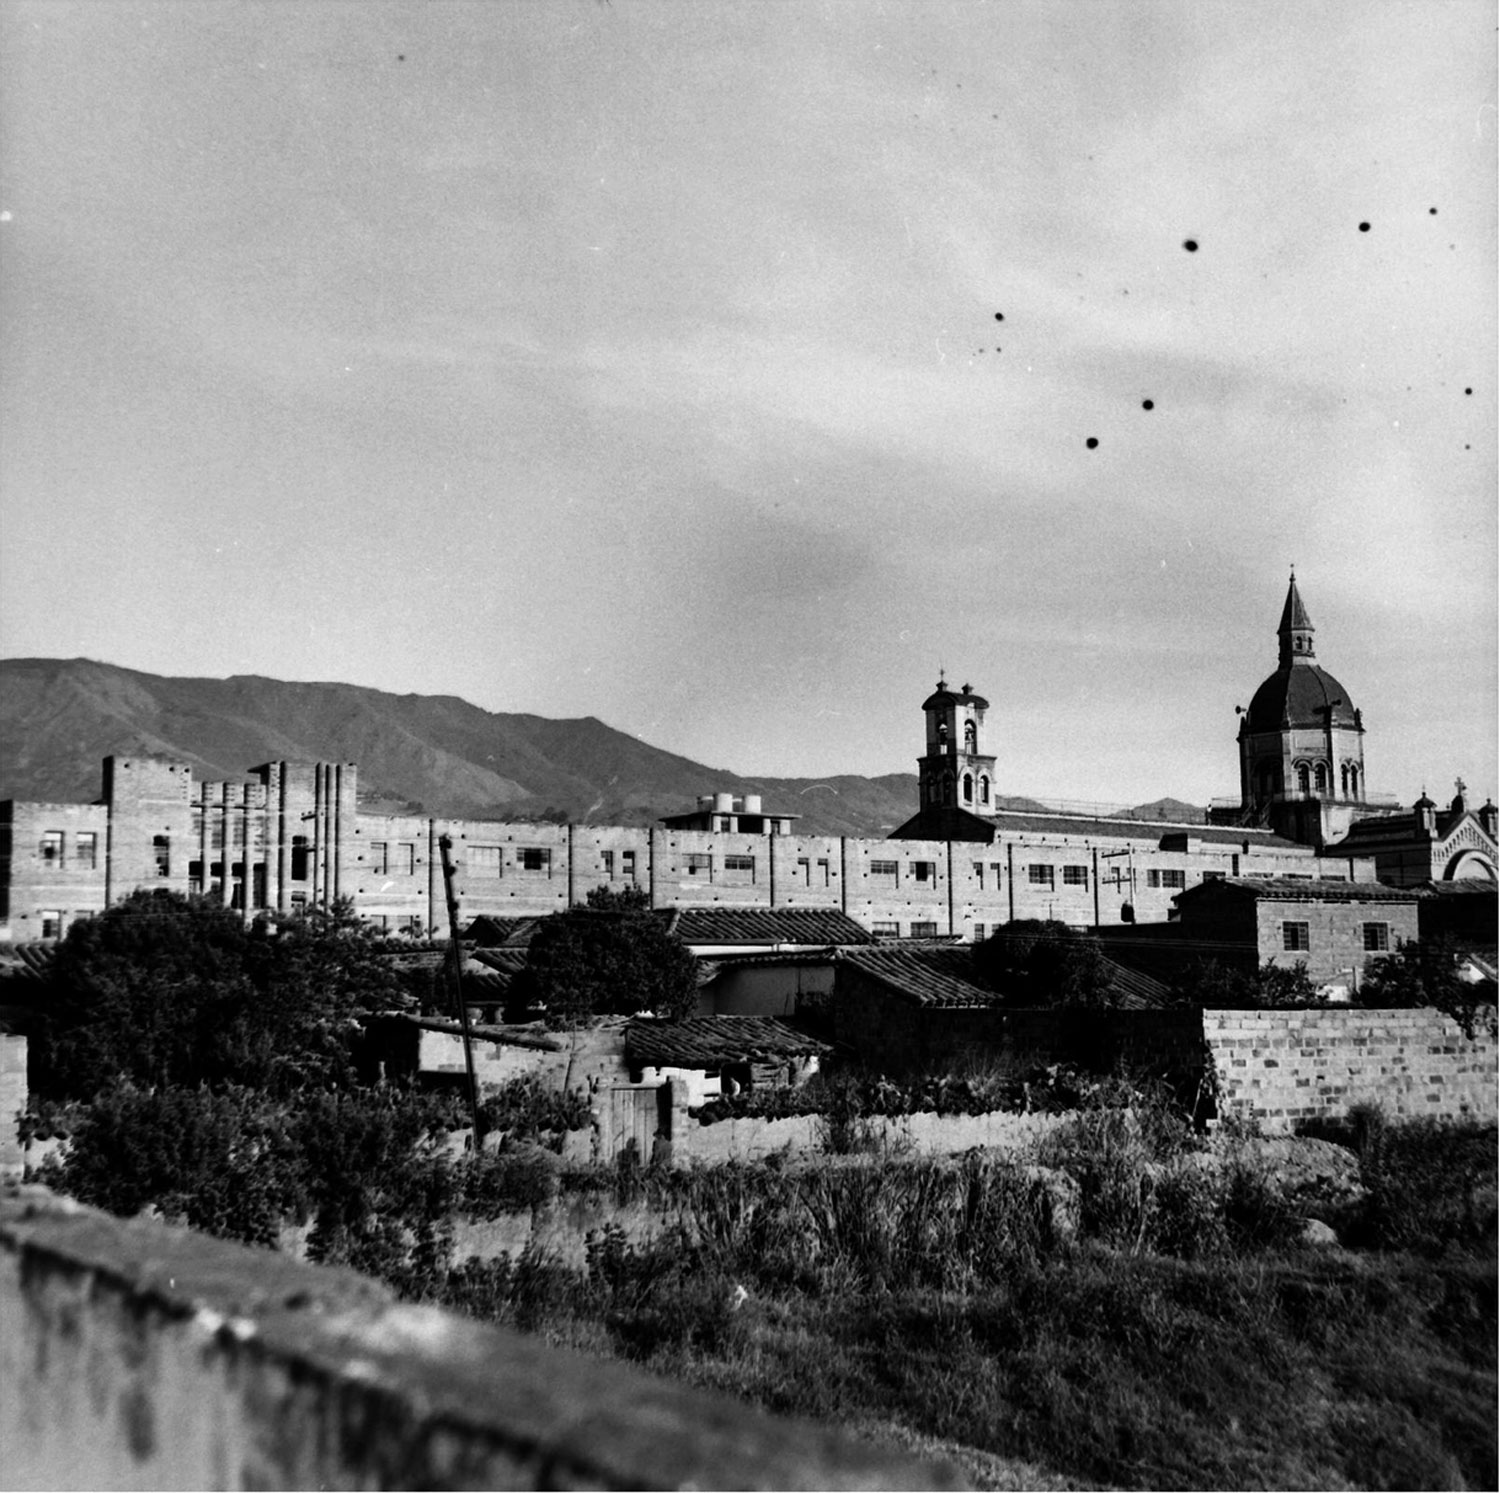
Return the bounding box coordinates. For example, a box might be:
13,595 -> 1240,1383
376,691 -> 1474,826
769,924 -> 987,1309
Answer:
421,1102 -> 1498,1491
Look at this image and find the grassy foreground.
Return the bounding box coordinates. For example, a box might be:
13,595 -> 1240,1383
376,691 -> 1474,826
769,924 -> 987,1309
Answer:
418,1112 -> 1497,1491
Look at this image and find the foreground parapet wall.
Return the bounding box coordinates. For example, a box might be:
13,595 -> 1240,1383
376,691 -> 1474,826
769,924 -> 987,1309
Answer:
0,1185 -> 964,1491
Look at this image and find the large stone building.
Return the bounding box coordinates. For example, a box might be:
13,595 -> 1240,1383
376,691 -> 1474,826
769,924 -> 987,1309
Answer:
4,573 -> 1489,944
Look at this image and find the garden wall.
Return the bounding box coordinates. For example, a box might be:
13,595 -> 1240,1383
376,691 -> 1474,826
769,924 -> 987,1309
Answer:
0,1182 -> 959,1491
1203,1007 -> 1497,1131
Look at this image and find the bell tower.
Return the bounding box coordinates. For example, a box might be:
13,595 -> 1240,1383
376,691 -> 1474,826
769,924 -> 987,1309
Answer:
918,677 -> 997,813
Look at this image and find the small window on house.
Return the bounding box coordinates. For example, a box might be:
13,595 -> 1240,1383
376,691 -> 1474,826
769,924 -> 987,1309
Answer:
716,817 -> 731,832
973,924 -> 986,943
1296,763 -> 1310,795
911,920 -> 938,938
368,840 -> 388,875
40,909 -> 63,940
870,859 -> 898,879
621,850 -> 637,881
871,920 -> 900,937
291,835 -> 310,881
40,831 -> 63,865
1027,863 -> 1054,888
601,850 -> 615,877
251,865 -> 268,908
990,861 -> 1003,884
817,858 -> 831,886
979,776 -> 990,805
210,821 -> 225,851
290,890 -> 308,910
972,861 -> 985,889
395,843 -> 417,875
797,857 -> 811,885
1362,922 -> 1390,952
1203,870 -> 1226,881
962,773 -> 974,803
153,835 -> 170,877
469,845 -> 501,876
1282,921 -> 1310,952
75,832 -> 97,870
910,860 -> 936,883
724,854 -> 756,881
1063,864 -> 1089,886
519,847 -> 549,873
684,852 -> 712,877
1314,761 -> 1329,793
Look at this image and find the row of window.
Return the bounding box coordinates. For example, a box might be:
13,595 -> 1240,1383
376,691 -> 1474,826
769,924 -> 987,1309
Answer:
871,920 -> 940,938
37,831 -> 99,869
1282,921 -> 1390,953
1255,761 -> 1363,798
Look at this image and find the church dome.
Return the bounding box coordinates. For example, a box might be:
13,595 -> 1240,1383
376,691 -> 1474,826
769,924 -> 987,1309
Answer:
1244,663 -> 1359,732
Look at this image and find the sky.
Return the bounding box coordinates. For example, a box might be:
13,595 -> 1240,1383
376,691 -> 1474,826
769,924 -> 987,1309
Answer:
1,0 -> 1495,808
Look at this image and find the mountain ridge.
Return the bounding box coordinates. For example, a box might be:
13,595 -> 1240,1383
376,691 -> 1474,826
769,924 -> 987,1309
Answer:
0,659 -> 1203,836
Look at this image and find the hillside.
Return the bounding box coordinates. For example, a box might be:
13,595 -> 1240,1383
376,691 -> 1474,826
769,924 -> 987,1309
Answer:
0,658 -> 922,836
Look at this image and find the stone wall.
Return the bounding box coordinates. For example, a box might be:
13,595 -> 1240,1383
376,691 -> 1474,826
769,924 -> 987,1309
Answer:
0,1033 -> 26,1177
1203,1007 -> 1498,1131
0,1183 -> 961,1491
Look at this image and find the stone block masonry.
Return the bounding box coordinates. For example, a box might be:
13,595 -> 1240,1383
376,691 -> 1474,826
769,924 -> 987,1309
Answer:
0,1183 -> 964,1491
1202,1008 -> 1497,1132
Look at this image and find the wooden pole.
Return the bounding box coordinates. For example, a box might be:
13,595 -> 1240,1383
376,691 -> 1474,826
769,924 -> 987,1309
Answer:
438,833 -> 482,1147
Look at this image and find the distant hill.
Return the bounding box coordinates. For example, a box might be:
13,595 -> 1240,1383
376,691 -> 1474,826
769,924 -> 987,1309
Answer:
0,659 -> 1201,837
0,658 -> 921,836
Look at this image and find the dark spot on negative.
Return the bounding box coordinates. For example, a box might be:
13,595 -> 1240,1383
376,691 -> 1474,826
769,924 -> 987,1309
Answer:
1141,400 -> 1154,411
1465,387 -> 1473,395
1085,437 -> 1099,449
994,312 -> 1004,322
1430,207 -> 1438,215
1182,239 -> 1198,252
1359,222 -> 1370,232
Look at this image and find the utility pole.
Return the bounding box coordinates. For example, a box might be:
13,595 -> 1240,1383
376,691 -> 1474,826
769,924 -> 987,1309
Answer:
437,834 -> 482,1147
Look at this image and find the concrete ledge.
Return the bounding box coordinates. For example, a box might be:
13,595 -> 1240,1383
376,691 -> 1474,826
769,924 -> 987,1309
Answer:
1,1184 -> 965,1491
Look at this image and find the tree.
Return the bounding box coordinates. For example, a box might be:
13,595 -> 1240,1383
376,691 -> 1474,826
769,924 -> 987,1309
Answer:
1357,936 -> 1496,1039
513,886 -> 698,1026
973,920 -> 1118,1008
1171,957 -> 1322,1009
35,891 -> 409,1101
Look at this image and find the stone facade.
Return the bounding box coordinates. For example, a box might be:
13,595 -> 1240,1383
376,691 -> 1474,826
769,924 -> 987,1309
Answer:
2,754 -> 1363,944
1202,1007 -> 1498,1130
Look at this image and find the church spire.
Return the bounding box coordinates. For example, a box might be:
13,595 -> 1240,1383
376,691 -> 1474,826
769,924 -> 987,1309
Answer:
1277,569 -> 1316,667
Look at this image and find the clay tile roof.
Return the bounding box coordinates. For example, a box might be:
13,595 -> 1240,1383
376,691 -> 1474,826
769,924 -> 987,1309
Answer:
463,916 -> 540,947
625,1016 -> 830,1069
838,944 -> 997,1008
0,942 -> 57,980
1179,877 -> 1418,904
662,907 -> 875,946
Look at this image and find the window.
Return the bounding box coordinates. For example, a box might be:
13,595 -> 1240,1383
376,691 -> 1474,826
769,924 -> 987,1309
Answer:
368,841 -> 388,874
188,861 -> 203,895
979,776 -> 990,805
1063,864 -> 1089,886
1027,863 -> 1054,888
40,910 -> 63,940
291,835 -> 310,881
910,860 -> 936,883
1313,761 -> 1329,794
290,890 -> 308,910
75,832 -> 97,870
394,843 -> 416,875
870,859 -> 898,879
797,857 -> 811,885
469,845 -> 501,876
973,924 -> 986,943
990,862 -> 1003,885
962,773 -> 974,803
1363,922 -> 1390,952
621,850 -> 637,881
210,822 -> 225,851
684,852 -> 712,877
716,816 -> 731,832
153,834 -> 170,877
817,858 -> 831,886
963,719 -> 976,749
519,847 -> 549,873
723,854 -> 756,881
1147,868 -> 1185,889
871,921 -> 900,937
911,920 -> 938,938
972,861 -> 985,889
1296,762 -> 1311,795
1282,921 -> 1310,952
601,850 -> 615,877
1203,870 -> 1226,881
40,831 -> 63,865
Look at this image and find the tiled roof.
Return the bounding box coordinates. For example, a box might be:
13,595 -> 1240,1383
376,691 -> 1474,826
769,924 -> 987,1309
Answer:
469,947 -> 530,980
1102,958 -> 1175,1010
838,944 -> 997,1009
1178,877 -> 1419,904
402,1014 -> 563,1051
894,809 -> 1306,851
463,916 -> 540,947
0,942 -> 56,980
660,907 -> 875,946
1415,880 -> 1499,898
625,1016 -> 830,1069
